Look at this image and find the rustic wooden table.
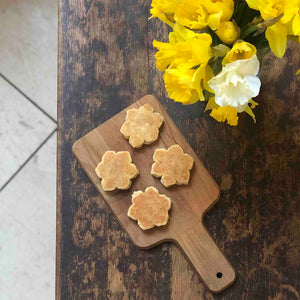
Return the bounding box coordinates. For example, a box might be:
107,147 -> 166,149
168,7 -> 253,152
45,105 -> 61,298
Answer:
56,1 -> 300,299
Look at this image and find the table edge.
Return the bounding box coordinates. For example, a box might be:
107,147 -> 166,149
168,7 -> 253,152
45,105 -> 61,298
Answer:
56,1 -> 63,299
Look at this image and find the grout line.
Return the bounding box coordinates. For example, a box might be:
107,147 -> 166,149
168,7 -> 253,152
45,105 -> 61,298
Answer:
0,73 -> 57,124
0,128 -> 57,193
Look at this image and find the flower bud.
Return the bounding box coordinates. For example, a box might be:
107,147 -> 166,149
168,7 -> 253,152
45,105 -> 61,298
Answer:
216,21 -> 241,44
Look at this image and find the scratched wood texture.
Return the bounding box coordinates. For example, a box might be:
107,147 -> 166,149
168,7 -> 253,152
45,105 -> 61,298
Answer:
57,0 -> 300,299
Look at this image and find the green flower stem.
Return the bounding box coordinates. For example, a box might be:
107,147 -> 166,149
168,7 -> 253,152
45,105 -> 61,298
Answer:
241,25 -> 258,39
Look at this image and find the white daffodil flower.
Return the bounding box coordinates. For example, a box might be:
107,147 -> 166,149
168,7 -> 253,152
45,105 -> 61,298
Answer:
208,55 -> 261,112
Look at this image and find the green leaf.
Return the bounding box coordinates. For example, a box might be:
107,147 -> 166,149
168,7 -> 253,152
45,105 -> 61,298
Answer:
212,44 -> 231,57
211,57 -> 223,75
235,2 -> 260,29
241,25 -> 258,39
206,27 -> 222,46
257,46 -> 270,61
233,2 -> 248,25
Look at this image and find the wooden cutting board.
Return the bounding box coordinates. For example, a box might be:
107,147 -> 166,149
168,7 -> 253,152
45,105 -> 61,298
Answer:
72,95 -> 236,293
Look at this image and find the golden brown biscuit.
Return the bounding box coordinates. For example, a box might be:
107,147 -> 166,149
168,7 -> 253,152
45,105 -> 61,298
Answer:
95,151 -> 138,191
127,187 -> 171,230
120,103 -> 164,148
151,145 -> 194,187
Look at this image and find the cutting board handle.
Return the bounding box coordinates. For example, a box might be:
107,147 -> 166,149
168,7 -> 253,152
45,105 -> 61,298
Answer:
175,222 -> 235,293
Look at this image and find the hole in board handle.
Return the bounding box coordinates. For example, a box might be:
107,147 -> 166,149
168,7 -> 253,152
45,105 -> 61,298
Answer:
216,272 -> 223,279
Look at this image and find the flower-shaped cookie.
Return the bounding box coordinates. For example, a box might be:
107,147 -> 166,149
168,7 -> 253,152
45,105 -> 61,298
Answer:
127,187 -> 171,230
120,103 -> 164,148
95,151 -> 138,191
151,144 -> 194,187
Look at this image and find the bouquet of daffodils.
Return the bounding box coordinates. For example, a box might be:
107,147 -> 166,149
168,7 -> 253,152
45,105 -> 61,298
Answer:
151,0 -> 300,125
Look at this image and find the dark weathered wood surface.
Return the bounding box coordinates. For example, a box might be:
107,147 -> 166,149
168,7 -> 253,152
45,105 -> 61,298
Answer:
57,1 -> 300,299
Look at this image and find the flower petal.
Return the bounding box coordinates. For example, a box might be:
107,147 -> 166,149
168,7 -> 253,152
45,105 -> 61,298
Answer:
246,75 -> 261,98
245,0 -> 262,11
224,55 -> 260,75
292,12 -> 300,35
210,106 -> 239,126
208,11 -> 223,30
266,22 -> 288,58
239,55 -> 260,75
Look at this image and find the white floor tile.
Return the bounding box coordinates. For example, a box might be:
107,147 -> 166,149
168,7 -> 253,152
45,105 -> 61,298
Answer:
0,76 -> 56,189
0,0 -> 58,119
0,133 -> 56,300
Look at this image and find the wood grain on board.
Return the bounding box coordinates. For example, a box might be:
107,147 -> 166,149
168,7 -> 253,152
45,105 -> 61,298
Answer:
72,95 -> 235,293
57,0 -> 300,299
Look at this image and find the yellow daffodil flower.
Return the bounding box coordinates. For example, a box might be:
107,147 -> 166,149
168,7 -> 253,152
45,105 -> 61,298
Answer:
153,24 -> 213,71
153,39 -> 188,71
216,21 -> 241,44
163,67 -> 199,104
246,0 -> 300,57
222,42 -> 257,65
210,106 -> 239,126
150,0 -> 180,26
153,24 -> 214,105
296,69 -> 300,75
164,64 -> 214,104
174,0 -> 234,30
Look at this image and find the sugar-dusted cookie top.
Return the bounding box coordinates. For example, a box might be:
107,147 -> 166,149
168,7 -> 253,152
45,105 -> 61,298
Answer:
127,186 -> 171,230
151,144 -> 194,187
95,151 -> 138,191
120,103 -> 164,148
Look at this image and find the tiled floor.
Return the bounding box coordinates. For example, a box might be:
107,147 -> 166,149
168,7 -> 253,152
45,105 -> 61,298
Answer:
0,0 -> 57,299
